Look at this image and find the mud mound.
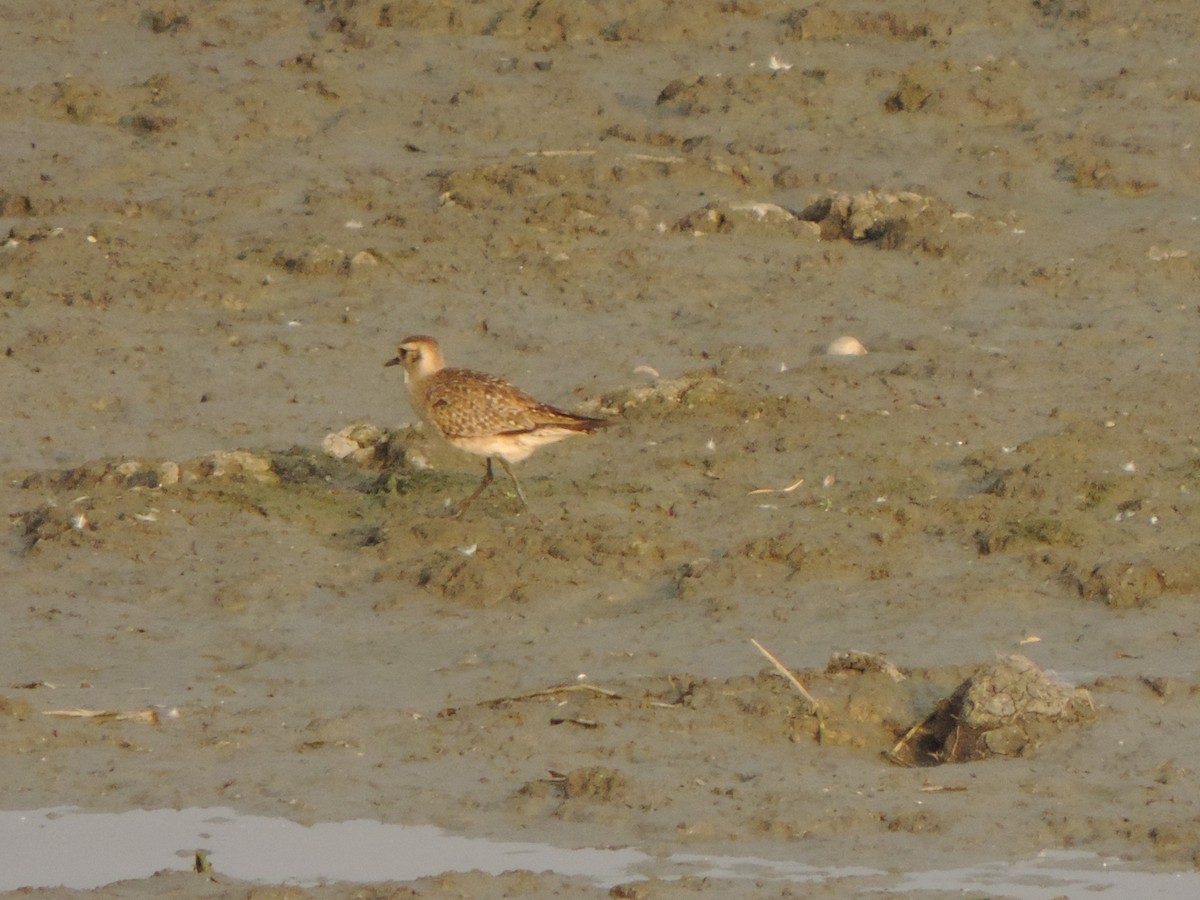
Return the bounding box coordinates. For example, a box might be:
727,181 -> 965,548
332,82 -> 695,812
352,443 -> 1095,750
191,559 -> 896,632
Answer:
890,655 -> 1095,766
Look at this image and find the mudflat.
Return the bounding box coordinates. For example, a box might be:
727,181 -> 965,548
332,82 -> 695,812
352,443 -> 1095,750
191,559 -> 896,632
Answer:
3,1 -> 1200,896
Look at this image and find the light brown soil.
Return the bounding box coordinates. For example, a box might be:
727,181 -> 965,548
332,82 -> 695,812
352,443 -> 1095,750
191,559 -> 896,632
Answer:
3,0 -> 1200,896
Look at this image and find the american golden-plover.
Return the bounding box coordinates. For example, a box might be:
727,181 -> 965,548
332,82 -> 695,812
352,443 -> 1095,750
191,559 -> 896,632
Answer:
385,335 -> 608,518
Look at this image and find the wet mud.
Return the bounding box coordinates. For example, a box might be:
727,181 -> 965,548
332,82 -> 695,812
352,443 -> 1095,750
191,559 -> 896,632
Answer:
3,0 -> 1200,896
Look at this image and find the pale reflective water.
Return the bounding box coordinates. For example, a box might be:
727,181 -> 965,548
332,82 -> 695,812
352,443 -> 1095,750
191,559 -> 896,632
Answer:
2,806 -> 1197,898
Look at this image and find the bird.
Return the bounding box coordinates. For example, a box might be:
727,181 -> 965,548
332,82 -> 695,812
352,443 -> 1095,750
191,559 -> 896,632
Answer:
384,335 -> 608,518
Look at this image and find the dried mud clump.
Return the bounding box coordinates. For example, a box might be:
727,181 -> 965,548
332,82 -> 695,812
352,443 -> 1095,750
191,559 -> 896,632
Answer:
780,7 -> 934,42
881,59 -> 1030,123
270,243 -> 358,276
514,766 -> 632,827
974,517 -> 1081,554
11,505 -> 84,554
655,72 -> 818,118
668,189 -> 962,254
0,192 -> 34,216
562,766 -> 629,803
598,372 -> 729,419
407,543 -> 528,607
9,447 -> 388,555
671,201 -> 822,239
1055,154 -> 1159,196
797,190 -> 950,252
322,423 -> 391,467
890,655 -> 1095,766
17,451 -> 279,493
1078,559 -> 1169,609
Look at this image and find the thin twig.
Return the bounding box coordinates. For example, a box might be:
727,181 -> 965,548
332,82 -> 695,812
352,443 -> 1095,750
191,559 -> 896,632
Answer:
886,709 -> 938,767
43,708 -> 160,725
629,153 -> 685,163
748,478 -> 805,495
750,638 -> 822,746
525,149 -> 597,157
751,640 -> 817,711
481,684 -> 621,706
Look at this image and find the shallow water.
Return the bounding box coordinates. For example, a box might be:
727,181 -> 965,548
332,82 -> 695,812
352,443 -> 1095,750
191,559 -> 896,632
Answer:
887,852 -> 1200,900
4,807 -> 1198,898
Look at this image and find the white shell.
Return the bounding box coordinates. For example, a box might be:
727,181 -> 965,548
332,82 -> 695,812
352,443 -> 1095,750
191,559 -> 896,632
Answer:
827,336 -> 868,356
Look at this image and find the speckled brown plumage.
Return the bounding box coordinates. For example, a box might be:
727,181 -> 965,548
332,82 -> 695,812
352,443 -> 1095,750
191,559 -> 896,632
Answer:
384,335 -> 607,518
416,368 -> 602,447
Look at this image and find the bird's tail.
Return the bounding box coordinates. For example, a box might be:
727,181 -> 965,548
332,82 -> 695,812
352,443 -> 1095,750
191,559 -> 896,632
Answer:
538,406 -> 611,433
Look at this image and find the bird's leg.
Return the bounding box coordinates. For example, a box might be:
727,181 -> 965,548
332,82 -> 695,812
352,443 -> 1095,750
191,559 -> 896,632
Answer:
498,459 -> 541,526
453,458 -> 495,517
497,458 -> 529,508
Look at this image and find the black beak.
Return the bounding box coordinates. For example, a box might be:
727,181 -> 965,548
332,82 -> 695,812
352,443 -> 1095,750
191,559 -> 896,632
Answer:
384,355 -> 402,368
